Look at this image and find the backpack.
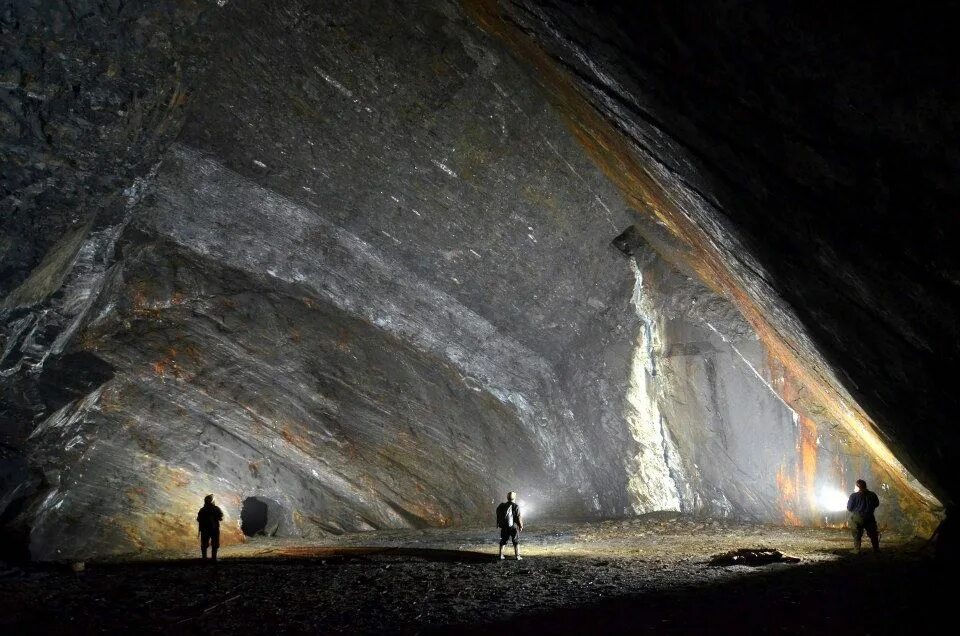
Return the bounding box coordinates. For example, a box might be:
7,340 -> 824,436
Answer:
496,502 -> 518,528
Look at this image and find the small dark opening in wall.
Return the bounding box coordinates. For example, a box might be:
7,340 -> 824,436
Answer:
241,497 -> 269,536
612,224 -> 645,257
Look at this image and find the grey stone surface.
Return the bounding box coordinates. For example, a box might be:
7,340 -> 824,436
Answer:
0,0 -> 941,559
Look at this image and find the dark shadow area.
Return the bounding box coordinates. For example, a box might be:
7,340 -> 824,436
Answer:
240,497 -> 268,537
1,544 -> 953,634
443,551 -> 949,635
97,546 -> 496,567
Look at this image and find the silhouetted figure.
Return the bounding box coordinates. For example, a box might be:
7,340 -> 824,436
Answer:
847,479 -> 880,554
496,491 -> 523,560
197,494 -> 224,562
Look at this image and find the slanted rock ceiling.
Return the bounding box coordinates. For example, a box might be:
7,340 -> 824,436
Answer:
0,0 -> 947,559
471,0 -> 958,506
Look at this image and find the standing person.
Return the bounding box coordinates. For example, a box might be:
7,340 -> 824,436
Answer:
496,491 -> 523,560
197,494 -> 224,562
846,479 -> 881,554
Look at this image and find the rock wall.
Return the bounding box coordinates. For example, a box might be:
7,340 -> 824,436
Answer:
0,0 -> 941,559
619,235 -> 932,533
470,0 -> 955,509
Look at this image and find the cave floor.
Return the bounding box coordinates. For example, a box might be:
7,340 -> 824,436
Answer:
0,515 -> 944,634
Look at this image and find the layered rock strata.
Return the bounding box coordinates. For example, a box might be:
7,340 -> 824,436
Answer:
1,0 -> 942,559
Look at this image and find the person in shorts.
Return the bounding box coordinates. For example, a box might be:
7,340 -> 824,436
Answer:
496,491 -> 523,560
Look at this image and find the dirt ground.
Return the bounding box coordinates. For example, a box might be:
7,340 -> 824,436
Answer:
0,513 -> 946,634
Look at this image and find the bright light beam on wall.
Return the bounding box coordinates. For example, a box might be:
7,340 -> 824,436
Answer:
517,498 -> 533,519
817,486 -> 849,512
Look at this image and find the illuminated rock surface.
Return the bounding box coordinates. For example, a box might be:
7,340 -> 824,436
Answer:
1,1 -> 953,560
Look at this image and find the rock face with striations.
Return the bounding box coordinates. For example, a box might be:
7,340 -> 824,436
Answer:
1,0 -> 950,560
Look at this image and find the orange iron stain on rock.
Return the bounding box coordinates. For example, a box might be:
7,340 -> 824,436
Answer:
799,416 -> 819,514
776,465 -> 801,526
280,421 -> 314,453
771,361 -> 819,517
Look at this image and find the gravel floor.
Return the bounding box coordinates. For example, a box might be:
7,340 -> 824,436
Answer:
0,513 -> 944,634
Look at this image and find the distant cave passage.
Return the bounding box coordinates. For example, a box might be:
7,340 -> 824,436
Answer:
241,497 -> 270,537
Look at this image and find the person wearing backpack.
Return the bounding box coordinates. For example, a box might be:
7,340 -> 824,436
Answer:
496,491 -> 524,560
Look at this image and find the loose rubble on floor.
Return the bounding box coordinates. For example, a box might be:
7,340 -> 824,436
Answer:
1,515 -> 939,634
